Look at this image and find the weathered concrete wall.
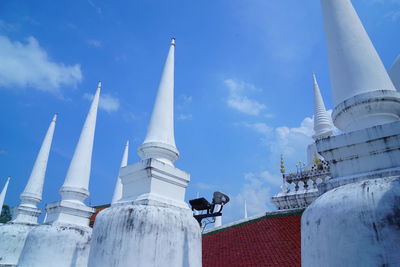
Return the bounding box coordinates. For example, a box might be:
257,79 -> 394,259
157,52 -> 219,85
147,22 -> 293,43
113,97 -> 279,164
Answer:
18,224 -> 92,267
302,176 -> 400,267
317,121 -> 400,180
0,224 -> 33,266
88,203 -> 201,267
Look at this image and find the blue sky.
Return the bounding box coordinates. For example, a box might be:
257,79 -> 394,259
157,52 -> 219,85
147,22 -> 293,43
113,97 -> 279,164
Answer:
0,0 -> 399,223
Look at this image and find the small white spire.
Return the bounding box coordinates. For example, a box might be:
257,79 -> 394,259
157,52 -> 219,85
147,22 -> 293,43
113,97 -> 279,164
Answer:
138,38 -> 179,165
60,81 -> 101,203
312,73 -> 333,140
244,200 -> 248,219
389,55 -> 400,91
111,140 -> 129,204
21,114 -> 57,200
0,177 -> 10,213
12,114 -> 57,224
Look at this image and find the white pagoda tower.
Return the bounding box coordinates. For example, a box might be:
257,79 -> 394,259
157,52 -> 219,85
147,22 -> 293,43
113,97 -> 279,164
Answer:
306,73 -> 333,167
111,140 -> 129,204
18,82 -> 101,267
87,39 -> 201,267
302,1 -> 400,266
0,114 -> 57,266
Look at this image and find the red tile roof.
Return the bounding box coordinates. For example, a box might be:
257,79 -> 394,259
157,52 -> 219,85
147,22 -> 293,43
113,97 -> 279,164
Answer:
89,204 -> 110,227
202,211 -> 302,267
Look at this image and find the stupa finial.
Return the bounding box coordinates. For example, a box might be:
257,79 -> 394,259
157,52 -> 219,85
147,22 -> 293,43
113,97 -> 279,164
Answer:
60,81 -> 101,203
321,0 -> 400,131
312,73 -> 333,139
111,140 -> 129,204
12,114 -> 57,224
138,39 -> 179,165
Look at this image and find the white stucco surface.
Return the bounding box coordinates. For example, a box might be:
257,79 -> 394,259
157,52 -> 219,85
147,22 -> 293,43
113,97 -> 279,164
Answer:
302,176 -> 400,267
0,223 -> 33,266
389,55 -> 400,91
316,121 -> 400,183
320,0 -> 400,132
18,223 -> 92,267
320,0 -> 396,106
88,203 -> 201,267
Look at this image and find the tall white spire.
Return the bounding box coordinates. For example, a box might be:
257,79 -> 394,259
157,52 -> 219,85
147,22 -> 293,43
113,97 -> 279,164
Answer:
389,55 -> 400,91
321,0 -> 400,132
0,177 -> 10,213
111,140 -> 129,204
12,114 -> 57,224
138,38 -> 179,165
312,74 -> 333,139
60,81 -> 101,203
244,200 -> 248,219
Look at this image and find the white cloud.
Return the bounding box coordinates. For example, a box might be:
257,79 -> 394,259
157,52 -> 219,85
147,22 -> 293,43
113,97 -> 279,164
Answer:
0,20 -> 17,32
195,182 -> 217,190
87,39 -> 102,48
235,171 -> 281,216
88,0 -> 102,15
180,95 -> 192,104
83,93 -> 120,113
273,117 -> 314,154
224,79 -> 266,116
177,114 -> 193,121
0,35 -> 82,95
385,10 -> 400,21
123,112 -> 140,122
237,122 -> 272,135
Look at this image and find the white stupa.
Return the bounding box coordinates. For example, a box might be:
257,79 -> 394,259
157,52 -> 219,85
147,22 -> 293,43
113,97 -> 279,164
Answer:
0,114 -> 57,266
302,1 -> 400,266
87,39 -> 201,267
111,140 -> 129,204
18,82 -> 101,267
0,177 -> 10,217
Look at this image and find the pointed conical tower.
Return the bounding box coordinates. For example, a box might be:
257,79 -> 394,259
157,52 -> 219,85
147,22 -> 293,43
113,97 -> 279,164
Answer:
111,140 -> 129,204
0,115 -> 57,267
13,114 -> 57,224
389,55 -> 400,91
0,177 -> 10,214
88,39 -> 201,267
18,82 -> 101,267
320,0 -> 400,132
312,74 -> 333,140
59,82 -> 101,206
138,38 -> 178,166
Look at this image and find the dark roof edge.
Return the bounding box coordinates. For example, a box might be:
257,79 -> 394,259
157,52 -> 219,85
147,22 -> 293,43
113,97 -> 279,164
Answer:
92,204 -> 111,209
203,208 -> 304,236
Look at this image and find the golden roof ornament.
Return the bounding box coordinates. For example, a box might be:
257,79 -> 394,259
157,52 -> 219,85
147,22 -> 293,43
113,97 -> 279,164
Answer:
280,154 -> 285,174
